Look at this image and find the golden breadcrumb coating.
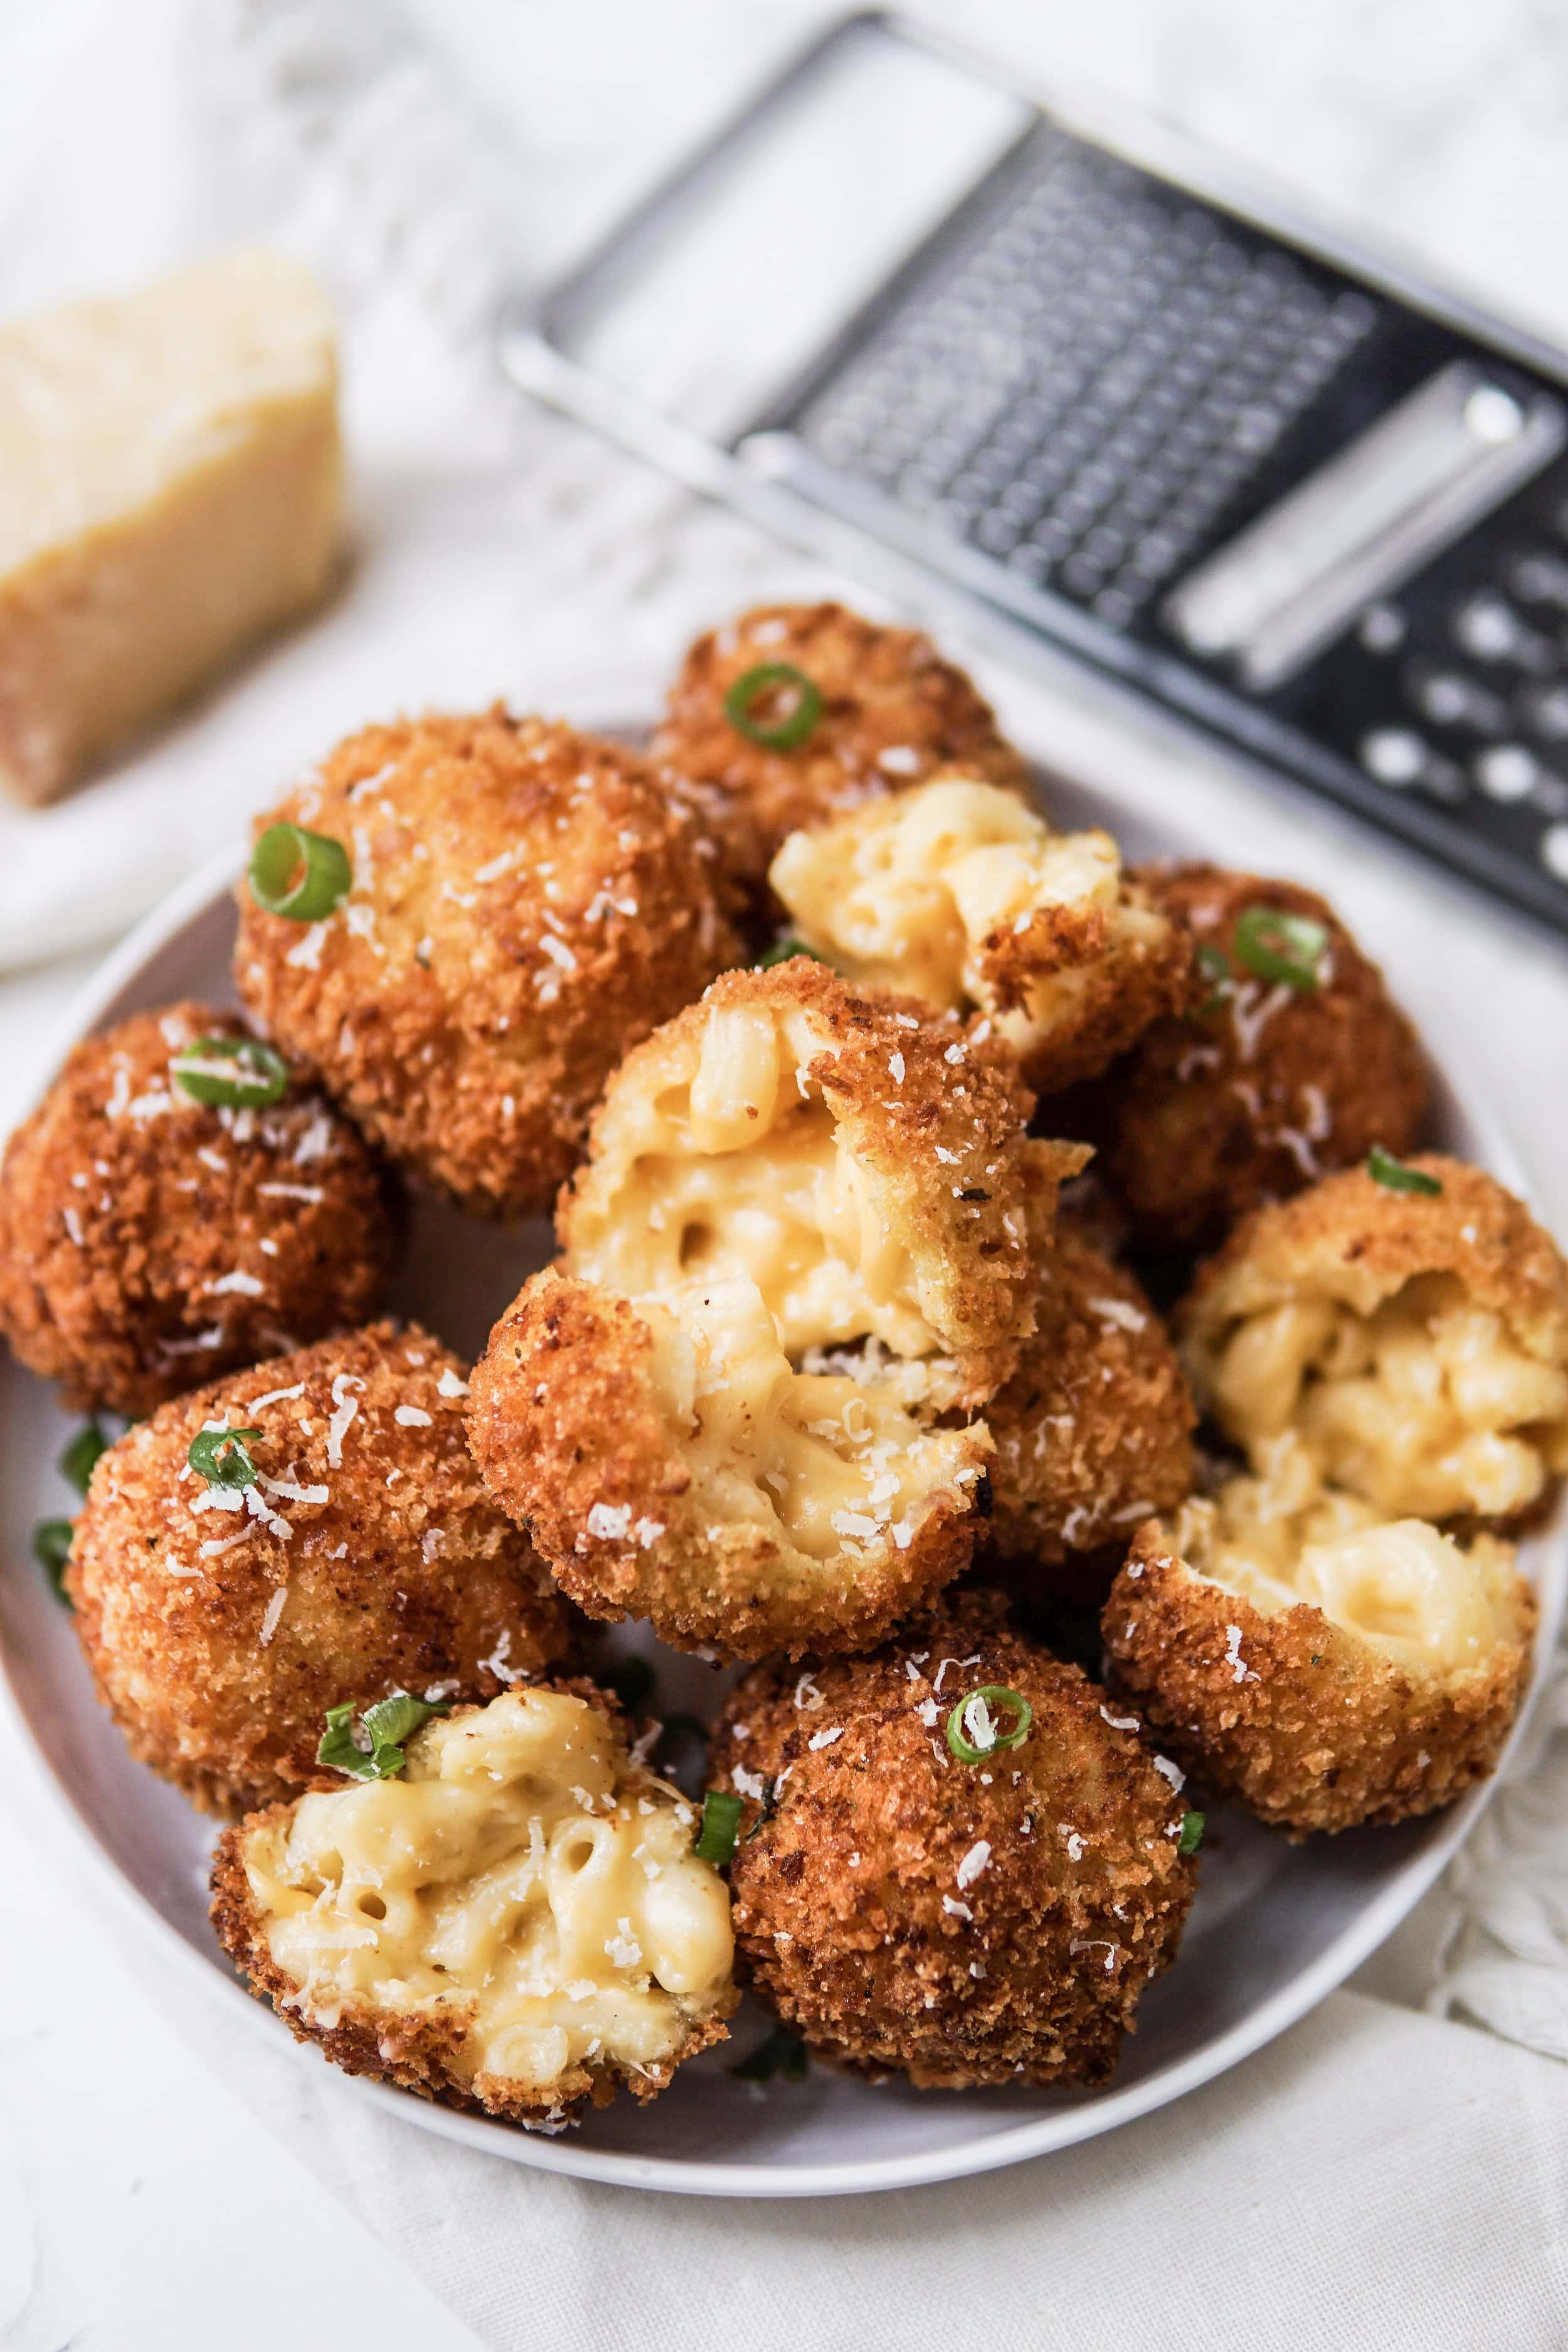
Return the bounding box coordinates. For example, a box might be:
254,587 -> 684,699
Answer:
1076,865 -> 1429,1251
710,1591 -> 1196,2087
211,1683 -> 736,2128
1180,1155 -> 1568,1526
232,709 -> 743,1217
0,1002 -> 395,1417
67,1320 -> 572,1815
654,602 -> 1029,896
769,779 -> 1190,1096
985,1221 -> 1197,1596
1103,1499 -> 1534,1836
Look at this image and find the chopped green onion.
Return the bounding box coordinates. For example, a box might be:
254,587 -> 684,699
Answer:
1368,1146 -> 1442,1196
946,1685 -> 1033,1765
171,1034 -> 289,1110
1231,905 -> 1328,992
757,935 -> 824,969
317,1692 -> 450,1781
605,1654 -> 657,1714
692,1789 -> 744,1865
743,1778 -> 778,1841
731,2026 -> 810,2084
187,1426 -> 263,1490
1178,1809 -> 1205,1857
723,663 -> 823,751
248,822 -> 352,922
34,1518 -> 74,1606
1193,941 -> 1232,1014
59,1420 -> 107,1498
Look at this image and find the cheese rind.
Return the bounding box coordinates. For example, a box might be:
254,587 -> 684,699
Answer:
0,248 -> 343,805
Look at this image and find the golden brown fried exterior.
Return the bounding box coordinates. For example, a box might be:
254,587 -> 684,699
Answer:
985,1222 -> 1196,1599
1078,865 -> 1429,1251
232,709 -> 743,1217
654,602 -> 1029,893
0,1003 -> 395,1417
68,1320 -> 571,1814
994,873 -> 1192,1099
1103,1522 -> 1535,1837
711,1592 -> 1197,2087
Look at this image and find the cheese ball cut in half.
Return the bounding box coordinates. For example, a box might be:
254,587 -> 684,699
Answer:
469,963 -> 1083,1658
1078,866 -> 1430,1251
1103,1474 -> 1535,1836
212,1685 -> 738,2127
68,1320 -> 571,1814
233,709 -> 743,1217
770,779 -> 1190,1097
1181,1157 -> 1568,1528
710,1594 -> 1197,2087
654,601 -> 1029,896
0,1003 -> 395,1417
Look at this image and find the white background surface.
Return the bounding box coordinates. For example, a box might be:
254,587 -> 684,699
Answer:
4,1 -> 1568,2346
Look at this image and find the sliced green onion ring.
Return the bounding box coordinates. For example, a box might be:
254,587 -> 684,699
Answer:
1232,904 -> 1328,992
1178,1809 -> 1206,1857
171,1034 -> 289,1110
1367,1145 -> 1443,1196
692,1789 -> 744,1865
757,935 -> 824,969
946,1684 -> 1033,1764
34,1517 -> 74,1605
316,1692 -> 450,1781
188,1425 -> 263,1490
60,1419 -> 107,1498
248,822 -> 352,922
723,663 -> 823,751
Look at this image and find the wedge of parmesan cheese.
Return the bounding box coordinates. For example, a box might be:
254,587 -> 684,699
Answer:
0,248 -> 343,805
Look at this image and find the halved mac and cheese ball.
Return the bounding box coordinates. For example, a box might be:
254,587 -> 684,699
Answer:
710,1592 -> 1197,2088
1182,1157 -> 1568,1527
654,602 -> 1029,897
233,709 -> 742,1218
68,1321 -> 572,1814
1102,1466 -> 1535,1836
0,1003 -> 395,1418
211,1684 -> 738,2128
1077,866 -> 1429,1251
769,780 -> 1190,1097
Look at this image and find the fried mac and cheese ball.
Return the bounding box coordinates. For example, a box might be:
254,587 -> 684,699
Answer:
1181,1156 -> 1568,1527
212,1684 -> 737,2128
1103,1488 -> 1535,1836
654,602 -> 1029,893
68,1321 -> 572,1814
233,710 -> 742,1218
0,1003 -> 394,1417
1079,866 -> 1429,1251
710,1593 -> 1197,2087
770,780 -> 1190,1097
469,962 -> 1079,1658
985,1220 -> 1197,1596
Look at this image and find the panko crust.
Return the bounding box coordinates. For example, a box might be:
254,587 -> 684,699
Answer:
561,958 -> 1073,1407
0,1003 -> 395,1417
985,1222 -> 1197,1596
711,1592 -> 1196,2088
232,709 -> 743,1217
1103,1528 -> 1535,1837
1079,865 -> 1429,1250
654,602 -> 1030,893
67,1320 -> 572,1815
980,873 -> 1192,1099
467,1268 -> 985,1658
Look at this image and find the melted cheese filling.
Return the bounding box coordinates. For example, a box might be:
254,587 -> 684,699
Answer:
243,1690 -> 733,2092
768,778 -> 1165,1051
641,1278 -> 986,1571
1203,1274 -> 1568,1522
1179,1437 -> 1520,1673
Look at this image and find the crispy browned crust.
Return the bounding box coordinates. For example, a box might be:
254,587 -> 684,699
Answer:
467,1268 -> 983,1658
561,958 -> 1067,1409
1102,1526 -> 1535,1837
1076,865 -> 1430,1251
231,710 -> 743,1217
982,875 -> 1194,1098
984,1221 -> 1197,1597
654,603 -> 1030,894
710,1591 -> 1196,2088
0,1003 -> 396,1417
66,1320 -> 573,1815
